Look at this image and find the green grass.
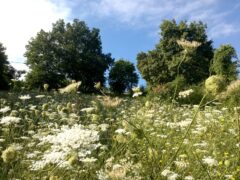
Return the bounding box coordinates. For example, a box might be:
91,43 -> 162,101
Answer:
0,92 -> 240,179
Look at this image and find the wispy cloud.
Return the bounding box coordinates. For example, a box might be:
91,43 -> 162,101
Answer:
1,0 -> 238,70
71,0 -> 239,38
0,0 -> 71,70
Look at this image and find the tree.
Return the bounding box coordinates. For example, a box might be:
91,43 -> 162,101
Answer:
137,20 -> 214,87
0,43 -> 15,90
109,59 -> 138,94
210,44 -> 238,82
25,19 -> 114,91
25,30 -> 65,89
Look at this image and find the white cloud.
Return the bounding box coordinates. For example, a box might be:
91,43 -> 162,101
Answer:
209,23 -> 239,38
73,0 -> 239,38
1,0 -> 238,71
0,0 -> 71,70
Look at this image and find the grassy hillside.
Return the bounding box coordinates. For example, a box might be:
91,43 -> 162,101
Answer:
0,92 -> 239,179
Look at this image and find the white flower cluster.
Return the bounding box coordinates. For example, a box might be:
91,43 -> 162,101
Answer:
30,124 -> 100,170
81,107 -> 95,113
132,87 -> 143,98
35,95 -> 45,98
161,169 -> 179,180
166,118 -> 192,129
177,38 -> 201,50
178,89 -> 194,98
19,95 -> 31,100
0,116 -> 21,126
202,156 -> 218,167
0,106 -> 11,113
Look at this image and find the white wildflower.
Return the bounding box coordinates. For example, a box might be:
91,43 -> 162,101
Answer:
168,173 -> 179,180
161,169 -> 172,177
177,38 -> 201,50
202,156 -> 218,167
97,170 -> 109,180
80,157 -> 97,163
179,89 -> 194,98
81,107 -> 95,113
98,124 -> 109,131
35,95 -> 45,98
19,95 -> 31,100
161,169 -> 179,180
178,118 -> 192,128
31,124 -> 100,170
0,106 -> 11,113
174,160 -> 189,169
115,128 -> 126,134
0,116 -> 21,126
193,141 -> 208,148
132,92 -> 143,97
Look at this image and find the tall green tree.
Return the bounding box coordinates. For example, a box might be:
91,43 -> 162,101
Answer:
137,20 -> 214,87
25,19 -> 114,91
109,59 -> 138,94
25,30 -> 65,89
210,44 -> 238,82
0,43 -> 15,90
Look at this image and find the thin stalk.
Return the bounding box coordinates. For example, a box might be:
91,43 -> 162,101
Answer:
162,94 -> 206,171
191,149 -> 212,180
172,53 -> 187,101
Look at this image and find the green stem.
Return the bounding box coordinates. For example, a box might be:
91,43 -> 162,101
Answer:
162,94 -> 206,171
172,52 -> 187,101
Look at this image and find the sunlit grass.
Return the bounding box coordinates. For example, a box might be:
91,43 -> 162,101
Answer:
0,92 -> 240,179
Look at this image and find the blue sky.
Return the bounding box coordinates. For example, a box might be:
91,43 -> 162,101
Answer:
0,0 -> 239,85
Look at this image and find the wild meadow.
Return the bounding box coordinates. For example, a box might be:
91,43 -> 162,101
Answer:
0,15 -> 239,180
0,90 -> 240,179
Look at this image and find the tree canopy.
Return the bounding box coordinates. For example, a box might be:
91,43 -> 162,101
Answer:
137,19 -> 214,87
211,44 -> 238,82
109,59 -> 138,94
0,43 -> 15,90
25,19 -> 114,91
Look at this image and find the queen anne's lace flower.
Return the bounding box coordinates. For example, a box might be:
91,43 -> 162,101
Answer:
19,95 -> 31,100
178,89 -> 194,98
202,156 -> 218,167
0,106 -> 11,113
30,124 -> 100,170
0,116 -> 21,126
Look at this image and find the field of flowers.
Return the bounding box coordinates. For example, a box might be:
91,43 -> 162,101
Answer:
0,92 -> 240,179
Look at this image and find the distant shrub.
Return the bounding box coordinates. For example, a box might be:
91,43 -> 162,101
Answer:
10,80 -> 26,92
149,76 -> 187,99
205,75 -> 226,96
166,75 -> 187,94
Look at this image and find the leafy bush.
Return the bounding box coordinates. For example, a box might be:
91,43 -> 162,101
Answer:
10,80 -> 26,92
166,75 -> 187,95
